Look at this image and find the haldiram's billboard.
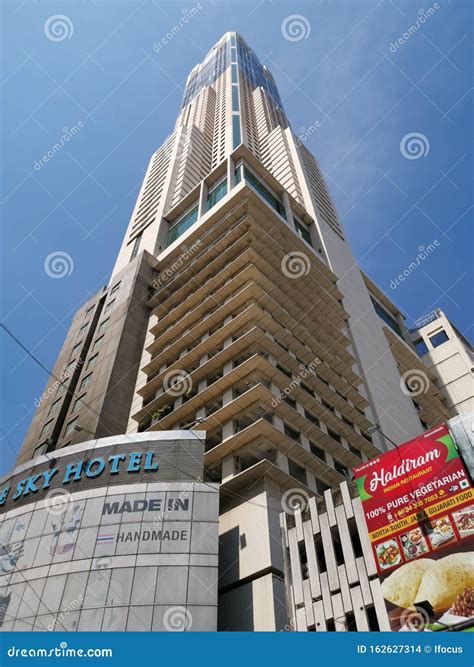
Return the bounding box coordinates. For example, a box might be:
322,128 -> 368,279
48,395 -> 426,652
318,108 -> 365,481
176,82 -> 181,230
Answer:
354,423 -> 474,631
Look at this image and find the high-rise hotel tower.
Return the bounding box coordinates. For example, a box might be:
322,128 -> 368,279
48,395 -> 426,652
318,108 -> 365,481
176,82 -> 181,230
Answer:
17,33 -> 451,629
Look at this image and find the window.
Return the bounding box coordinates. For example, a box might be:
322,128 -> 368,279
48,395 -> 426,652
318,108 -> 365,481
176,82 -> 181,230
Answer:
99,318 -> 110,334
65,417 -> 79,436
64,360 -> 77,377
310,442 -> 325,461
168,205 -> 199,245
71,342 -> 82,358
429,329 -> 449,348
33,442 -> 49,458
276,363 -> 292,379
414,338 -> 429,356
322,399 -> 335,413
283,395 -> 297,410
370,297 -> 403,337
206,179 -> 227,211
283,423 -> 301,442
295,219 -> 313,247
40,419 -> 54,439
130,233 -> 142,260
304,410 -> 320,427
342,415 -> 354,429
80,374 -> 93,390
334,460 -> 350,478
231,63 -> 238,83
328,428 -> 341,444
288,458 -> 307,486
231,86 -> 239,112
243,167 -> 286,219
110,281 -> 121,295
232,114 -> 241,149
79,323 -> 89,336
49,399 -> 61,417
349,444 -> 361,458
87,354 -> 99,370
300,382 -> 314,397
104,299 -> 115,314
316,478 -> 330,495
72,394 -> 86,414
85,305 -> 95,319
93,336 -> 105,351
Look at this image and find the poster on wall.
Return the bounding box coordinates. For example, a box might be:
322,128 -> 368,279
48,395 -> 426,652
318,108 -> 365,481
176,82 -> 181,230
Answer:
354,422 -> 474,631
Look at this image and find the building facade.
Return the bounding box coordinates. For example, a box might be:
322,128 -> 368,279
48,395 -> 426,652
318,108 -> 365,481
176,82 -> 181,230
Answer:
0,433 -> 219,631
7,33 -> 461,631
409,310 -> 473,415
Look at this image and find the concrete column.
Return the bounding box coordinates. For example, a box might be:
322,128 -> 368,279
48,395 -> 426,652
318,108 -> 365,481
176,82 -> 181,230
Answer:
198,180 -> 208,219
227,155 -> 236,190
282,191 -> 294,228
222,455 -> 235,483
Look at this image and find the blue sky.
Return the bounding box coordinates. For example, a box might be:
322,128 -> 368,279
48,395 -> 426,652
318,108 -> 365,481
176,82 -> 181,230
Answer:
1,0 -> 472,475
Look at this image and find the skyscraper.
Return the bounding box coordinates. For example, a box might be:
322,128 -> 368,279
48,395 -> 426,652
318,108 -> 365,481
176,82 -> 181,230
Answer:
16,33 -> 452,630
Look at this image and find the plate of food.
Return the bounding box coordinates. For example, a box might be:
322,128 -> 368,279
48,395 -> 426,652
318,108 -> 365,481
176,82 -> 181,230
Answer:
427,515 -> 454,548
376,539 -> 401,569
400,527 -> 429,560
453,506 -> 474,537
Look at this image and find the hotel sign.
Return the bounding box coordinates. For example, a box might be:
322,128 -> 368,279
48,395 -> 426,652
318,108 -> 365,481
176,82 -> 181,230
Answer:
0,435 -> 204,513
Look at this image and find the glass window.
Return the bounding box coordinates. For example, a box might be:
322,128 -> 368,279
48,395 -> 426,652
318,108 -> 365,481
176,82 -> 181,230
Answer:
288,458 -> 307,486
104,299 -> 115,314
328,428 -> 341,443
231,86 -> 239,112
71,342 -> 82,358
49,399 -> 61,417
99,318 -> 110,334
40,420 -> 54,439
232,114 -> 241,149
87,353 -> 99,370
310,442 -> 325,461
110,281 -> 121,295
283,423 -> 300,442
64,360 -> 77,377
231,63 -> 238,83
429,329 -> 449,348
65,417 -> 79,435
72,394 -> 86,414
33,442 -> 49,458
85,305 -> 95,319
80,374 -> 93,390
130,233 -> 142,260
370,297 -> 403,337
334,460 -> 350,478
295,219 -> 313,247
168,205 -> 199,245
414,338 -> 429,356
206,179 -> 227,211
93,336 -> 105,351
79,323 -> 88,336
243,167 -> 286,219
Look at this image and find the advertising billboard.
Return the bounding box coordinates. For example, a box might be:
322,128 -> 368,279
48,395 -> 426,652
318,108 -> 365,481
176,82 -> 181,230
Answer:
354,423 -> 474,631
